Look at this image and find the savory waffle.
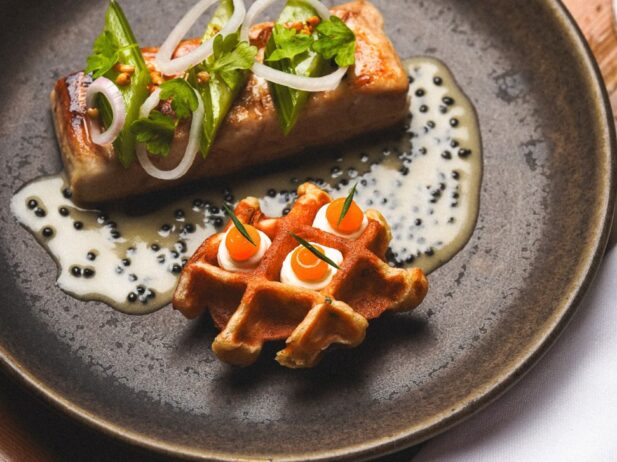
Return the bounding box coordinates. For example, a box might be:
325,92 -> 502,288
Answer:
173,183 -> 428,368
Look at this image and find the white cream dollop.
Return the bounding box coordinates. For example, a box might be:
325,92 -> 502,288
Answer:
217,229 -> 272,273
280,243 -> 343,290
312,204 -> 368,239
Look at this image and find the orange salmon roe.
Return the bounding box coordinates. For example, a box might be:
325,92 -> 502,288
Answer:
326,198 -> 364,234
291,245 -> 329,282
225,225 -> 261,261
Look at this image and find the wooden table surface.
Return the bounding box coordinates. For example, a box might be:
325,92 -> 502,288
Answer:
1,1 -> 615,460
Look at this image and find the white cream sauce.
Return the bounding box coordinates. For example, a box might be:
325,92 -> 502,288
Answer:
11,57 -> 482,314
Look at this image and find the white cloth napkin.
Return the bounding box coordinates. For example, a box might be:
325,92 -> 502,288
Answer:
415,244 -> 617,462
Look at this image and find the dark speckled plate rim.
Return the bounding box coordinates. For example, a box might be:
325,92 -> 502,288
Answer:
0,0 -> 615,461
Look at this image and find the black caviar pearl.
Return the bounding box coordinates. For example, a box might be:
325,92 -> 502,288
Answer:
176,240 -> 187,253
71,266 -> 82,277
452,170 -> 460,180
441,151 -> 452,160
87,252 -> 97,261
443,96 -> 454,106
439,105 -> 448,114
128,274 -> 138,282
450,118 -> 459,127
107,221 -> 117,229
282,207 -> 291,216
458,148 -> 472,158
450,140 -> 460,148
415,89 -> 425,97
193,198 -> 203,208
35,208 -> 46,217
122,258 -> 131,267
110,230 -> 121,239
224,193 -> 234,203
452,192 -> 460,199
136,285 -> 145,295
27,199 -> 38,210
439,182 -> 446,191
419,105 -> 428,113
83,268 -> 95,278
433,76 -> 443,85
210,206 -> 219,214
171,250 -> 179,259
267,188 -> 277,197
62,188 -> 72,199
181,257 -> 188,266
448,217 -> 456,224
171,264 -> 182,274
408,75 -> 415,84
174,209 -> 185,219
431,190 -> 441,198
59,207 -> 69,217
127,292 -> 137,303
146,289 -> 155,299
425,248 -> 435,256
151,243 -> 160,251
161,224 -> 171,232
451,202 -> 459,208
127,246 -> 136,255
42,227 -> 54,238
183,223 -> 195,233
213,217 -> 224,227
427,121 -> 436,129
73,221 -> 83,230
415,218 -> 423,226
399,166 -> 409,176
405,256 -> 416,264
157,254 -> 166,264
340,179 -> 349,186
419,147 -> 427,155
115,266 -> 124,274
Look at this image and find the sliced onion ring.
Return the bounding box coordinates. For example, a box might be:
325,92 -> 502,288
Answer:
136,88 -> 205,181
240,0 -> 348,92
155,0 -> 246,76
85,77 -> 126,146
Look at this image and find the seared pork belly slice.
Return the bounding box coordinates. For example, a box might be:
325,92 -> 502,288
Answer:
51,0 -> 409,204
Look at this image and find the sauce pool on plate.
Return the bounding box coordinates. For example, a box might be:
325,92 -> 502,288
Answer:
11,57 -> 482,314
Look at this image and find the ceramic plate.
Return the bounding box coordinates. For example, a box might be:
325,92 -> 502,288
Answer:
0,0 -> 614,460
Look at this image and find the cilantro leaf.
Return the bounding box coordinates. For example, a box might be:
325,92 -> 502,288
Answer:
160,78 -> 199,119
203,33 -> 258,88
312,16 -> 356,67
130,111 -> 176,157
266,24 -> 313,63
85,30 -> 120,78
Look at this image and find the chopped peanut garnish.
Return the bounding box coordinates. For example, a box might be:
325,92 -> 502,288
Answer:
284,21 -> 304,32
307,16 -> 321,27
197,71 -> 211,85
86,107 -> 99,119
150,72 -> 164,86
115,72 -> 131,86
114,63 -> 135,74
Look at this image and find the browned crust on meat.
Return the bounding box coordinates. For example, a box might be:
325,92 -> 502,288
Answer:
52,0 -> 409,204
